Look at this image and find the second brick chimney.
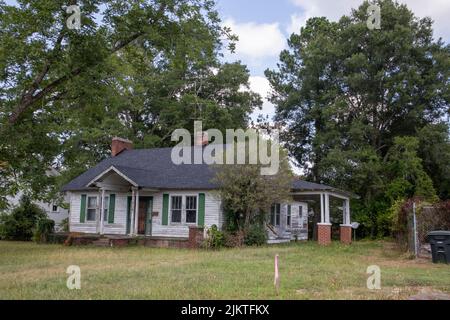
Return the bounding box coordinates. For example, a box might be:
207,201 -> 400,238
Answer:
194,131 -> 209,146
111,137 -> 133,157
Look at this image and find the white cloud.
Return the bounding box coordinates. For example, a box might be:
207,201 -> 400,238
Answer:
223,18 -> 286,60
404,0 -> 450,40
248,76 -> 275,120
287,0 -> 450,40
287,0 -> 362,34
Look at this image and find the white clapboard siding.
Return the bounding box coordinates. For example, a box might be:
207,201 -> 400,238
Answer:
151,190 -> 222,238
103,193 -> 128,235
7,191 -> 69,226
69,192 -> 128,235
68,190 -> 223,237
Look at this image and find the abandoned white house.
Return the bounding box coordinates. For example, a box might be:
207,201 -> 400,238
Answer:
62,138 -> 355,245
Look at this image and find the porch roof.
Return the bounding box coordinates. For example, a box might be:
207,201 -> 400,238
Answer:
292,180 -> 357,199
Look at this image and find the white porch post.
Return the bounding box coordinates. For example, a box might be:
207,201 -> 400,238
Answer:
100,188 -> 105,235
130,188 -> 136,235
340,197 -> 352,244
95,191 -> 100,233
324,192 -> 330,224
344,198 -> 350,225
134,189 -> 140,235
320,193 -> 325,223
318,192 -> 332,245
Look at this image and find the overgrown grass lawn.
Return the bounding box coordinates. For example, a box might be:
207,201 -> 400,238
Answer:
0,240 -> 448,299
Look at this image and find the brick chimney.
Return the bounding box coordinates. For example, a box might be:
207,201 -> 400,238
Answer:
111,137 -> 133,157
194,131 -> 209,146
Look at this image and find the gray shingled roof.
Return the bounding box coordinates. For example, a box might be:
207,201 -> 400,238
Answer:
62,147 -> 217,191
62,147 -> 350,196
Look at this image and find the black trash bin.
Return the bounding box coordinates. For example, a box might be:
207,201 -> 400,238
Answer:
427,231 -> 450,264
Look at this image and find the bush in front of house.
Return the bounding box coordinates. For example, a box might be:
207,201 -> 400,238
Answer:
244,223 -> 267,246
0,196 -> 46,241
33,218 -> 55,243
60,217 -> 69,232
224,230 -> 245,248
204,225 -> 225,249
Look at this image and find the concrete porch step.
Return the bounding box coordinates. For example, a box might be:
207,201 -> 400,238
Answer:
268,234 -> 292,240
267,238 -> 291,244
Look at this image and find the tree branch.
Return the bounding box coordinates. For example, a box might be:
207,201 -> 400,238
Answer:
9,1 -> 168,125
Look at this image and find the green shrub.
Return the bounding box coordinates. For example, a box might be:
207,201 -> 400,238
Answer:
0,214 -> 19,240
60,217 -> 69,232
244,224 -> 267,246
0,196 -> 46,241
205,225 -> 225,249
33,218 -> 55,243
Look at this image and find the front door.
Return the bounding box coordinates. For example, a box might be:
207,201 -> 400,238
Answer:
138,197 -> 153,235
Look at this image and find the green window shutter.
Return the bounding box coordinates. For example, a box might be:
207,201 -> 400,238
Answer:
126,196 -> 132,234
80,194 -> 87,223
162,194 -> 169,226
108,194 -> 116,224
198,193 -> 205,226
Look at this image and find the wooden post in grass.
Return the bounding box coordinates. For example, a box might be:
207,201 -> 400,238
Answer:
274,254 -> 280,295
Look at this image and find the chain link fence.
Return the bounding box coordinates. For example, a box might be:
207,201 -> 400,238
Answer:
395,200 -> 450,257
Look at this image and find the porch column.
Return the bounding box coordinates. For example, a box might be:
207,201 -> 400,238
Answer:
317,192 -> 332,246
99,188 -> 105,235
345,198 -> 350,225
130,188 -> 136,235
134,188 -> 140,235
340,198 -> 350,225
95,191 -> 100,234
324,192 -> 330,224
340,198 -> 352,244
320,193 -> 325,223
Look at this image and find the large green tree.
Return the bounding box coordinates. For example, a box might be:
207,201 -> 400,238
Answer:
266,0 -> 449,236
0,0 -> 261,206
214,142 -> 293,232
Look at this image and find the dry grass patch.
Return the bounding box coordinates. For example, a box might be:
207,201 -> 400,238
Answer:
0,240 -> 448,299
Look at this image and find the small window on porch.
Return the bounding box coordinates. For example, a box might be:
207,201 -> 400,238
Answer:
171,196 -> 182,223
103,196 -> 110,222
86,196 -> 97,221
270,204 -> 281,226
185,196 -> 197,224
287,205 -> 291,226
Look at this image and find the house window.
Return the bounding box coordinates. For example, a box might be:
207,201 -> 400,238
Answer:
86,196 -> 97,221
103,196 -> 110,222
270,204 -> 281,226
270,205 -> 275,225
171,196 -> 182,223
287,205 -> 291,226
275,204 -> 281,226
185,196 -> 197,224
52,205 -> 58,212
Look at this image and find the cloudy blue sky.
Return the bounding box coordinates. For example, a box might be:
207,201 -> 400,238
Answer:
216,0 -> 450,120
